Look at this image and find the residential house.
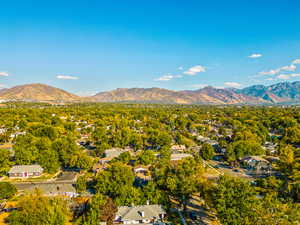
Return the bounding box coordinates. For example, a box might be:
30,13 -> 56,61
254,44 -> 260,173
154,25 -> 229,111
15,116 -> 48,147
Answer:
263,142 -> 278,154
105,148 -> 129,158
18,183 -> 78,198
99,148 -> 132,165
134,166 -> 151,182
8,165 -> 43,178
115,204 -> 166,224
10,131 -> 26,139
170,153 -> 193,161
241,156 -> 271,172
170,145 -> 186,153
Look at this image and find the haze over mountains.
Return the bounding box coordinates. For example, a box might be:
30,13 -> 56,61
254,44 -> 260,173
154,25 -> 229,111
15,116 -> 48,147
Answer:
1,82 -> 300,104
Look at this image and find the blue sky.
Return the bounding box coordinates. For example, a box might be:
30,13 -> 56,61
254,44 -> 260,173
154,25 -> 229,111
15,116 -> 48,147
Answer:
0,0 -> 300,95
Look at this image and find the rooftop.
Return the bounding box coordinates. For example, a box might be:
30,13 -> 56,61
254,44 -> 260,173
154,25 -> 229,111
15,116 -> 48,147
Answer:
116,204 -> 165,222
8,165 -> 43,173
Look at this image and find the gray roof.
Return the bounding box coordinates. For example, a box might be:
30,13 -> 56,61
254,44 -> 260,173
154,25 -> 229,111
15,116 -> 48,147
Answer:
16,183 -> 76,195
170,153 -> 192,161
105,148 -> 129,158
8,165 -> 43,173
116,205 -> 165,221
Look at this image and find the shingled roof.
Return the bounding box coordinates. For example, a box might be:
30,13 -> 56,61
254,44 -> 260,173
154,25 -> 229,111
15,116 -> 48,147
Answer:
8,165 -> 43,173
116,204 -> 165,222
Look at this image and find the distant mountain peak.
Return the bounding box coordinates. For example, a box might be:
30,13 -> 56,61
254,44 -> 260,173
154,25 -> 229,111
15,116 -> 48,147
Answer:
0,83 -> 80,102
1,81 -> 300,104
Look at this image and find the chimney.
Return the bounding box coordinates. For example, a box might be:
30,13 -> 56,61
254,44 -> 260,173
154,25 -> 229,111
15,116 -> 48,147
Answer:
140,211 -> 145,217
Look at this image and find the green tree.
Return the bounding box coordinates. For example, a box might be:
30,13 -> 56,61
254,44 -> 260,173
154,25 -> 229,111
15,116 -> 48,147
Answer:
209,176 -> 259,225
0,149 -> 13,176
77,193 -> 117,225
136,150 -> 156,165
96,162 -> 136,205
0,182 -> 17,200
76,175 -> 88,193
8,192 -> 69,225
200,143 -> 215,160
69,152 -> 93,170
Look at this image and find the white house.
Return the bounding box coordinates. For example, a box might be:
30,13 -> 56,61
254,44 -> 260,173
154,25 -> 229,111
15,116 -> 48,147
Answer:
8,165 -> 43,178
115,204 -> 166,224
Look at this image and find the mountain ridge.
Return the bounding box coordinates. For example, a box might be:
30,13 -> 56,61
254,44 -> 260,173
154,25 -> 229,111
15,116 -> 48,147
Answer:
1,81 -> 300,104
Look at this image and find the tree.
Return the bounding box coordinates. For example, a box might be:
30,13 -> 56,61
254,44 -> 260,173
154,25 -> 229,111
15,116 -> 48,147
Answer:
77,193 -> 117,225
69,152 -> 93,170
0,149 -> 13,176
283,127 -> 300,145
226,140 -> 265,161
0,182 -> 16,200
8,191 -> 69,225
141,181 -> 166,204
209,176 -> 259,225
154,157 -> 204,211
200,143 -> 215,160
33,125 -> 58,141
14,135 -> 39,165
136,150 -> 156,165
76,175 -> 88,193
51,136 -> 78,167
111,151 -> 132,164
96,162 -> 136,205
278,145 -> 295,176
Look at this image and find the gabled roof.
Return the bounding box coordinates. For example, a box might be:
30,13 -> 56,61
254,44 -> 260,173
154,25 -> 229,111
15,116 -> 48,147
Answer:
8,165 -> 43,173
117,204 -> 165,221
170,153 -> 192,161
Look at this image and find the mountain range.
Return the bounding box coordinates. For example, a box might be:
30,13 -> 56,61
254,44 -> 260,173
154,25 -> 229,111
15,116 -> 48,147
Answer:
1,82 -> 300,104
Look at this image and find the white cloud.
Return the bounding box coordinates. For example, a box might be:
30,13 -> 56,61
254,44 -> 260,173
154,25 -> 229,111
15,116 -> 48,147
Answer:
0,72 -> 9,76
280,64 -> 296,72
154,74 -> 183,81
154,75 -> 174,81
56,75 -> 79,80
277,74 -> 290,80
224,82 -> 242,88
290,73 -> 300,77
248,53 -> 262,58
266,78 -> 275,81
259,64 -> 297,76
191,84 -> 208,89
183,65 -> 206,75
259,69 -> 280,75
292,59 -> 300,64
178,66 -> 184,70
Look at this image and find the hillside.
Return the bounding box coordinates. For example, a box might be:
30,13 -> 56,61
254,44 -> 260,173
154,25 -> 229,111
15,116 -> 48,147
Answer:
238,81 -> 300,103
91,86 -> 262,104
1,81 -> 300,104
0,83 -> 80,101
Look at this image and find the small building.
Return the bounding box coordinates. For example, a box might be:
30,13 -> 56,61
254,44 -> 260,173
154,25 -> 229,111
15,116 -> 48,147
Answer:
134,166 -> 151,182
134,166 -> 148,175
170,153 -> 193,161
10,131 -> 26,139
170,145 -> 186,152
104,148 -> 129,158
241,156 -> 271,171
8,165 -> 43,178
17,183 -> 78,198
99,156 -> 115,165
263,142 -> 278,154
115,204 -> 166,224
